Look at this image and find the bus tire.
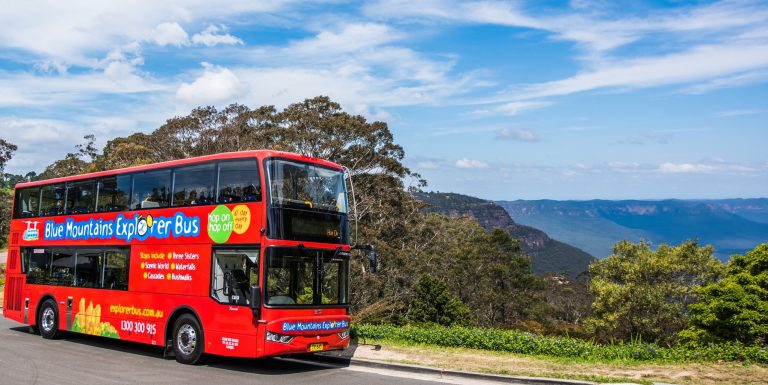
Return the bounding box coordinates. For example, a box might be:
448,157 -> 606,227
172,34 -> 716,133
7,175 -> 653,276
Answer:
38,299 -> 60,340
172,314 -> 205,365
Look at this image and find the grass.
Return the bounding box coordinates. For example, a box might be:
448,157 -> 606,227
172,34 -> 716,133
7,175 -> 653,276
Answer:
354,324 -> 768,364
0,262 -> 4,307
349,340 -> 768,385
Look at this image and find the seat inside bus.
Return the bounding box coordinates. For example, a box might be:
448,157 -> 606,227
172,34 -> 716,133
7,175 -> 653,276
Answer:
267,295 -> 296,305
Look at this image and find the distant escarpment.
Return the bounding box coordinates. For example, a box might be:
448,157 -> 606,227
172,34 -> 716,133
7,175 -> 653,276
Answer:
414,192 -> 595,277
497,199 -> 768,261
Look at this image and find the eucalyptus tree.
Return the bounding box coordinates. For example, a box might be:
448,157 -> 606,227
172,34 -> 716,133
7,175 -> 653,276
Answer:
680,244 -> 768,345
586,240 -> 723,345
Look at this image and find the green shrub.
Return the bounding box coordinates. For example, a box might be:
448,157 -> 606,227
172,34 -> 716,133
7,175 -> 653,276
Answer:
406,274 -> 471,326
680,244 -> 768,345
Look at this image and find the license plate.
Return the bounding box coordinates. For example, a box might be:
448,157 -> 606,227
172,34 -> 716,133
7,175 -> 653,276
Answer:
308,343 -> 324,352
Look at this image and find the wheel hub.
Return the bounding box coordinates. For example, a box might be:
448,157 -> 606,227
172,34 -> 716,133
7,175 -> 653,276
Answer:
41,307 -> 55,332
176,324 -> 197,355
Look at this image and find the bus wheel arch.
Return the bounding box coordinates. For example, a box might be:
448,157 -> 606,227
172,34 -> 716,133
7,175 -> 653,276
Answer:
165,307 -> 205,365
33,294 -> 57,330
36,295 -> 61,339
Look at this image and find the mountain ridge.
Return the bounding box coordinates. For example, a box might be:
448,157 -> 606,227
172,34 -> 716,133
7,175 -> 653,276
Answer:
414,192 -> 595,277
497,198 -> 768,261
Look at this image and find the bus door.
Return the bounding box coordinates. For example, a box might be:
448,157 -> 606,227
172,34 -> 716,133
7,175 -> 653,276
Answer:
3,246 -> 26,324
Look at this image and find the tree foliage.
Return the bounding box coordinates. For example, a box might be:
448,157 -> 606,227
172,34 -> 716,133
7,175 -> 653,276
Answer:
585,240 -> 724,345
0,138 -> 17,176
2,171 -> 36,188
0,138 -> 17,249
543,273 -> 593,335
407,274 -> 471,326
680,243 -> 768,345
396,214 -> 545,327
92,133 -> 154,170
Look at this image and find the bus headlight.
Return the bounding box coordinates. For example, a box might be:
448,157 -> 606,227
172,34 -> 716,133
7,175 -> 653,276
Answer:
266,331 -> 295,344
337,330 -> 350,339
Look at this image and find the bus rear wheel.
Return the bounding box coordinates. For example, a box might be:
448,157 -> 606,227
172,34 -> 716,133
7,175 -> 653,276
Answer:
172,314 -> 205,365
38,299 -> 61,339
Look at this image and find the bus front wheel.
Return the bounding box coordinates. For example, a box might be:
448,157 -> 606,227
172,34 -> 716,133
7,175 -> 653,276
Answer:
172,314 -> 205,365
38,299 -> 60,339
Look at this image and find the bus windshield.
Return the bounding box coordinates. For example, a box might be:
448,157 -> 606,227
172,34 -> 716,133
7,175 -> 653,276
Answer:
265,247 -> 349,307
266,159 -> 348,214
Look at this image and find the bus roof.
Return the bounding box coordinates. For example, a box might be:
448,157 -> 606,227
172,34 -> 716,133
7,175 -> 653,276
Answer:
15,150 -> 344,189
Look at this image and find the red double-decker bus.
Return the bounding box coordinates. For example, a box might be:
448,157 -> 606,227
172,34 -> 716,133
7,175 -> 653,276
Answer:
2,150 -> 375,364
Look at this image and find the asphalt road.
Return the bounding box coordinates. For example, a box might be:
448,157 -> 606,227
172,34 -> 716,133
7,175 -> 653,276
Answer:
0,315 -> 507,385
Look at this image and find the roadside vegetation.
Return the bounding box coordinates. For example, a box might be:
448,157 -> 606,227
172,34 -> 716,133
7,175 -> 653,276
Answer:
1,263 -> 5,306
354,323 -> 768,364
1,97 -> 766,369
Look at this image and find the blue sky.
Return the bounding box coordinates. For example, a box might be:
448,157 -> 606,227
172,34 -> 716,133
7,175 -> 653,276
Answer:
1,0 -> 766,200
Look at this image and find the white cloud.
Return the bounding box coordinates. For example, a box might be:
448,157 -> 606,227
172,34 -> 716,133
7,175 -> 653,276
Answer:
0,1 -> 287,67
682,70 -> 768,94
232,23 -> 474,111
0,111 -> 173,175
716,109 -> 764,117
607,162 -> 646,173
658,162 -> 718,174
416,161 -> 440,170
455,158 -> 489,169
364,1 -> 543,30
495,128 -> 539,142
516,42 -> 768,100
0,118 -> 73,147
476,100 -> 552,116
227,46 -> 474,114
0,65 -> 166,109
152,22 -> 189,47
366,0 -> 768,56
227,66 -> 370,110
176,63 -> 249,106
366,0 -> 768,105
598,160 -> 767,175
33,60 -> 69,75
191,24 -> 243,47
288,23 -> 402,56
1,117 -> 81,172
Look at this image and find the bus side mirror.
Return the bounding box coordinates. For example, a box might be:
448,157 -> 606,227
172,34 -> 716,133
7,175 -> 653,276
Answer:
368,246 -> 377,273
352,244 -> 377,273
250,285 -> 261,316
223,272 -> 234,296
